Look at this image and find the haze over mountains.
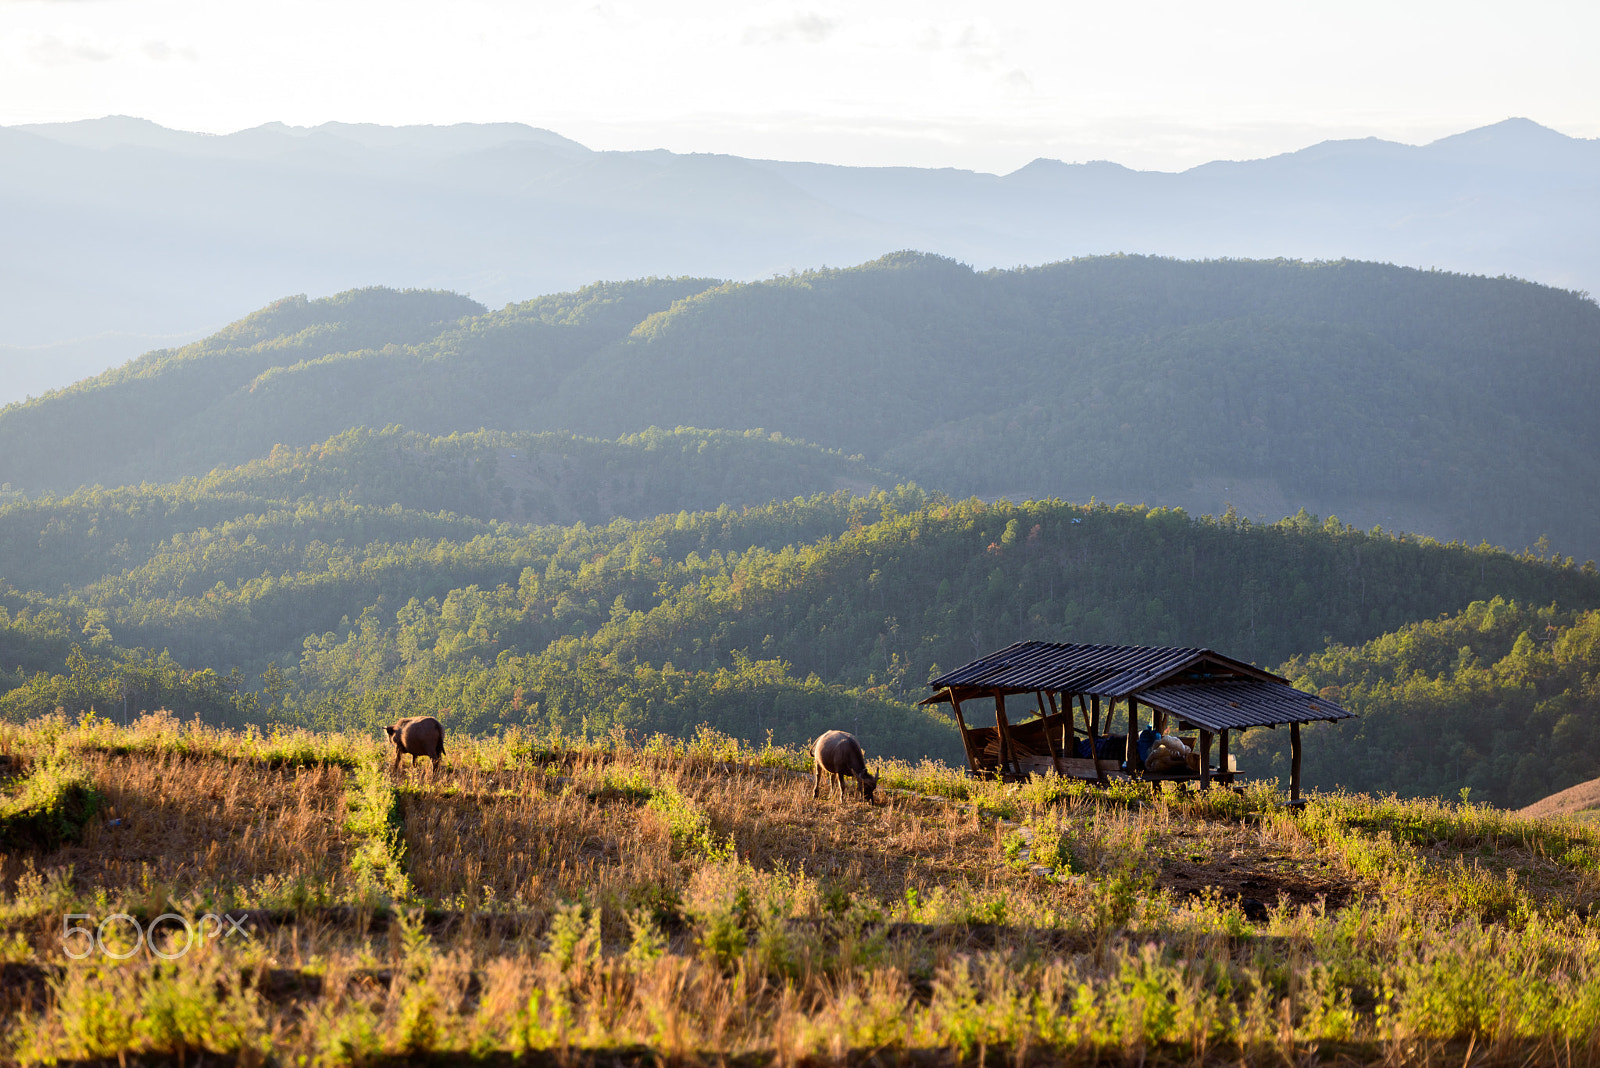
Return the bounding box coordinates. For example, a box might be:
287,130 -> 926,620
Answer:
4,115 -> 1598,400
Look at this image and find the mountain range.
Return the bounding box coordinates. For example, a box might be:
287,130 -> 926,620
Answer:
4,115 -> 1597,401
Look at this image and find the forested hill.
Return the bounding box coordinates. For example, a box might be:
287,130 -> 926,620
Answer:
2,486 -> 1596,783
3,254 -> 1598,559
0,425 -> 890,596
192,425 -> 887,529
1245,598 -> 1600,809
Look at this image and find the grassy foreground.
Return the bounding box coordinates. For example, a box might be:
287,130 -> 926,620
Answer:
3,713 -> 1600,1065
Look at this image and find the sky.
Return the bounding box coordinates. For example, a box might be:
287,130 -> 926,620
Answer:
2,0 -> 1597,172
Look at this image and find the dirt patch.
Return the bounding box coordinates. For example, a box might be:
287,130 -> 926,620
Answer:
1159,856 -> 1359,911
1150,816 -> 1365,913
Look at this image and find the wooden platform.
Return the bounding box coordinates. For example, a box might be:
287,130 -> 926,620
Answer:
1013,755 -> 1129,780
1011,753 -> 1238,783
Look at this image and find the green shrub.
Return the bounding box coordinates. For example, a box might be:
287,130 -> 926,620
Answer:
0,753 -> 102,852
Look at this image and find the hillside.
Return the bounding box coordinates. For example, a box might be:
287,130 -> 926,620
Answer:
1520,778 -> 1600,819
5,717 -> 1600,1064
10,487 -> 1597,685
0,425 -> 893,597
3,255 -> 1598,559
0,279 -> 713,490
190,424 -> 889,528
5,479 -> 1597,788
1245,599 -> 1600,808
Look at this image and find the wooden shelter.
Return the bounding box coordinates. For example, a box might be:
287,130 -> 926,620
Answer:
920,641 -> 1354,799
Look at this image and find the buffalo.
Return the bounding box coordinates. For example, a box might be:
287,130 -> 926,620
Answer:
385,716 -> 445,773
811,730 -> 877,803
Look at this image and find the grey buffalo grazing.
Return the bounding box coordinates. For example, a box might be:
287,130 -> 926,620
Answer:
811,730 -> 877,803
385,716 -> 445,773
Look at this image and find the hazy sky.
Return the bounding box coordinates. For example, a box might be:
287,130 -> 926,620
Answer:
3,0 -> 1596,172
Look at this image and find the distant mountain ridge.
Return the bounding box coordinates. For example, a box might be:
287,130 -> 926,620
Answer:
3,116 -> 1598,401
2,254 -> 1597,560
191,424 -> 892,529
13,115 -> 593,159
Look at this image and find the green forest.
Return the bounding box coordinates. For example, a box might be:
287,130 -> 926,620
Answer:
3,254 -> 1597,558
3,445 -> 1598,796
1245,598 -> 1600,808
1,253 -> 1598,804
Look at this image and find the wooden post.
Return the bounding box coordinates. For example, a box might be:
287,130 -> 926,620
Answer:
1045,690 -> 1068,760
1063,692 -> 1076,761
947,688 -> 980,777
1125,697 -> 1139,770
1290,721 -> 1302,802
1037,691 -> 1063,775
1218,729 -> 1232,785
1090,694 -> 1106,783
994,691 -> 1017,779
1198,730 -> 1212,790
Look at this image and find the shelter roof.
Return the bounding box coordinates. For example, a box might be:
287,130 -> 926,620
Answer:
1135,678 -> 1352,733
922,640 -> 1353,731
924,641 -> 1274,699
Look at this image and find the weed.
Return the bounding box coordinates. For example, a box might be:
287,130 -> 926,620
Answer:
0,753 -> 102,852
625,906 -> 667,964
543,901 -> 600,973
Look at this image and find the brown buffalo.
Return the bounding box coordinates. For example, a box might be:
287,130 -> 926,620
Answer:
385,716 -> 445,773
811,730 -> 877,803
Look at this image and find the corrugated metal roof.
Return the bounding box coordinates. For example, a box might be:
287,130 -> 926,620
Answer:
924,640 -> 1355,732
1136,678 -> 1354,732
927,640 -> 1276,699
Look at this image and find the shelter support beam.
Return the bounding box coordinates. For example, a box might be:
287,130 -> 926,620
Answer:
947,688 -> 980,777
1290,721 -> 1302,802
994,691 -> 1017,779
1125,697 -> 1139,770
1037,691 -> 1063,775
1090,695 -> 1107,784
1198,730 -> 1212,790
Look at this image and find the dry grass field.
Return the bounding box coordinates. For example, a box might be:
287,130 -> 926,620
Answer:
5,712 -> 1600,1066
403,761 -> 1025,911
9,750 -> 351,901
